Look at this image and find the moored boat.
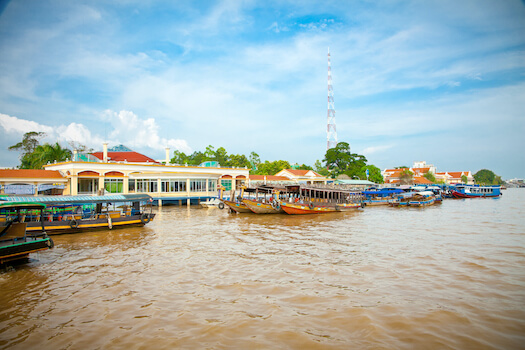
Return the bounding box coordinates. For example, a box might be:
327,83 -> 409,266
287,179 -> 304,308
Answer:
222,199 -> 252,213
451,185 -> 502,198
279,185 -> 363,215
0,194 -> 155,234
408,191 -> 435,207
362,189 -> 404,206
1,202 -> 54,264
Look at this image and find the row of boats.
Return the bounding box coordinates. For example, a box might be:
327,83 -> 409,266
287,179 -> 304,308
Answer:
210,184 -> 502,214
1,183 -> 501,264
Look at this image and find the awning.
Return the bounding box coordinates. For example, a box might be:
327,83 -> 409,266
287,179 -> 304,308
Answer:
0,194 -> 152,205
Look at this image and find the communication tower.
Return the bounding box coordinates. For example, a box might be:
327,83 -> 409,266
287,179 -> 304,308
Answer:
327,47 -> 338,150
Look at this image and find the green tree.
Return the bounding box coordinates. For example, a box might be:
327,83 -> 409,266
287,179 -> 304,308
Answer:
474,169 -> 503,185
171,150 -> 189,165
296,164 -> 313,171
461,174 -> 468,184
314,160 -> 329,176
423,172 -> 436,183
256,160 -> 291,175
323,142 -> 368,178
27,142 -> 72,169
204,145 -> 215,160
187,151 -> 206,165
358,165 -> 384,183
8,131 -> 46,168
226,154 -> 250,168
215,147 -> 228,166
249,152 -> 261,173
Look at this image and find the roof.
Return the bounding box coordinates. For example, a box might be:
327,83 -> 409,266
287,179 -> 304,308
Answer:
91,151 -> 159,164
249,175 -> 291,181
0,169 -> 65,179
334,179 -> 377,185
0,194 -> 152,205
413,176 -> 434,184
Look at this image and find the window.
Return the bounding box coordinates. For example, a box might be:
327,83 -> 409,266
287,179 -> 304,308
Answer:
78,178 -> 98,194
136,179 -> 157,193
160,179 -> 187,192
104,178 -> 123,193
129,179 -> 136,192
221,179 -> 232,191
190,179 -> 206,192
208,179 -> 217,192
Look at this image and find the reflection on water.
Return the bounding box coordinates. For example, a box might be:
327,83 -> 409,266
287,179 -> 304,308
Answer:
1,189 -> 524,349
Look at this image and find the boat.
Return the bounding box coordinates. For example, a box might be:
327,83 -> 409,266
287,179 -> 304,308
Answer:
389,192 -> 415,207
1,202 -> 54,264
408,191 -> 436,207
0,194 -> 155,234
280,185 -> 363,215
200,198 -> 223,208
222,199 -> 252,213
362,189 -> 404,206
451,185 -> 502,198
241,186 -> 286,214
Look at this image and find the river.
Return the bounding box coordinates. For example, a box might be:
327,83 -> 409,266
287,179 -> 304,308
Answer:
1,188 -> 524,349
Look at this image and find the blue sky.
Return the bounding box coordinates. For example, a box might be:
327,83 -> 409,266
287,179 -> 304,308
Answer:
0,0 -> 524,179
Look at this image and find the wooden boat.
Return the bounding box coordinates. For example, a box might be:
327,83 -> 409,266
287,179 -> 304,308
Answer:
389,192 -> 414,207
0,194 -> 155,235
0,202 -> 54,264
280,185 -> 363,215
408,191 -> 435,207
241,186 -> 287,214
451,185 -> 502,198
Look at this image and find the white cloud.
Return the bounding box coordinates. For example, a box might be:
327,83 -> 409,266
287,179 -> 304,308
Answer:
0,111 -> 192,155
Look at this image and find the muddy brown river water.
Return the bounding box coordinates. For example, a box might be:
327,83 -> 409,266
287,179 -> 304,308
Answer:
1,189 -> 524,349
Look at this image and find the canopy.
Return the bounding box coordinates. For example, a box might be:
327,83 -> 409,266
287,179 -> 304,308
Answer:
0,194 -> 152,205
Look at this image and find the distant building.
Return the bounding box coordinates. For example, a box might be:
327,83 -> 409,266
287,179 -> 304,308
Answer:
382,161 -> 474,185
0,169 -> 67,195
274,169 -> 328,184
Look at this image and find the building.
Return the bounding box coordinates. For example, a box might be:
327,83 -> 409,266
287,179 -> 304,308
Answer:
382,161 -> 474,185
0,169 -> 68,195
41,144 -> 249,205
274,169 -> 328,184
434,171 -> 474,185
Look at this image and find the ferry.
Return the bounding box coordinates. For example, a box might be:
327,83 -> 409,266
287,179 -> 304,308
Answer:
451,185 -> 502,198
1,202 -> 54,264
0,194 -> 155,234
280,185 -> 363,215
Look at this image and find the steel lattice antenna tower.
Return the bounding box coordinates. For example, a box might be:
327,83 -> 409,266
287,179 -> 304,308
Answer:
327,47 -> 338,150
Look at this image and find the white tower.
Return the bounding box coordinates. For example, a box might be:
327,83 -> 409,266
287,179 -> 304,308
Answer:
327,47 -> 338,150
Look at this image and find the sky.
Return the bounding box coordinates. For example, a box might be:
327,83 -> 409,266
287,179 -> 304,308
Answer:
0,0 -> 524,179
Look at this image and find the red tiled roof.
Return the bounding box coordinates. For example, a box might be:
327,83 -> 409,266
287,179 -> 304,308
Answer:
91,151 -> 159,164
447,172 -> 467,178
0,169 -> 65,179
249,175 -> 290,181
413,176 -> 434,184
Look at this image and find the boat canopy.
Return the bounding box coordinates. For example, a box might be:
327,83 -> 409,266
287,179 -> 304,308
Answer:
0,194 -> 152,205
363,189 -> 404,196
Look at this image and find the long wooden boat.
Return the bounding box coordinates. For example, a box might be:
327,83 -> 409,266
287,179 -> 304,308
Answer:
0,202 -> 53,264
280,185 -> 364,215
0,194 -> 155,235
451,185 -> 502,198
243,198 -> 284,214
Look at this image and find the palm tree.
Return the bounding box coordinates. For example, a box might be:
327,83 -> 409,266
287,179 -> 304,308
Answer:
28,142 -> 72,169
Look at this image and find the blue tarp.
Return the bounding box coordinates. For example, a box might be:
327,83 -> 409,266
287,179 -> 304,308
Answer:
362,189 -> 404,196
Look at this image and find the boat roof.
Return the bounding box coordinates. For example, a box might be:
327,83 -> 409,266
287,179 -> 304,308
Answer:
0,194 -> 152,205
363,189 -> 404,195
0,202 -> 47,210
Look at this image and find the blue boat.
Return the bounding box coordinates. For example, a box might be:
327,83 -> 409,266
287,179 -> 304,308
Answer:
451,185 -> 502,198
362,189 -> 404,206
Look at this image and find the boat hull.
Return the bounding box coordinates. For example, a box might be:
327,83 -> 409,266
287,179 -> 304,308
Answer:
0,235 -> 53,263
408,199 -> 435,207
243,199 -> 283,214
451,191 -> 501,198
222,200 -> 252,213
22,213 -> 155,235
281,202 -> 338,215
